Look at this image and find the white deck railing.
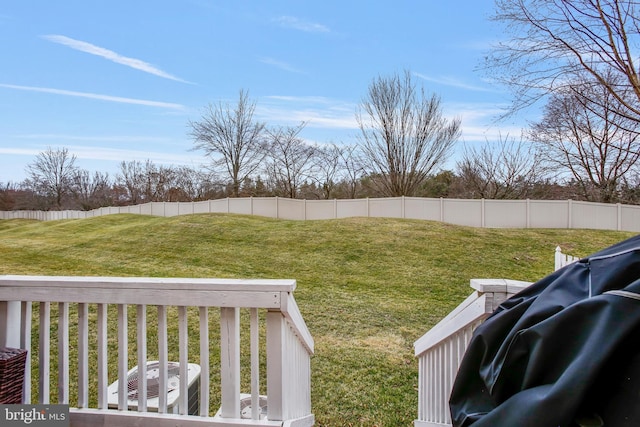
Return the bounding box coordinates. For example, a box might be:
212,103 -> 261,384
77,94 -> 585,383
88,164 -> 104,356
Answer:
414,248 -> 580,426
0,275 -> 314,427
413,279 -> 531,427
555,246 -> 580,271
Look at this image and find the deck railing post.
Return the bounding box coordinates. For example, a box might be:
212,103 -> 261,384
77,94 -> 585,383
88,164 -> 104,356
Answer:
0,301 -> 21,348
219,307 -> 240,418
266,310 -> 285,421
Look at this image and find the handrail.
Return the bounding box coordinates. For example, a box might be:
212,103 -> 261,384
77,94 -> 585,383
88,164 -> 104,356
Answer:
0,275 -> 315,427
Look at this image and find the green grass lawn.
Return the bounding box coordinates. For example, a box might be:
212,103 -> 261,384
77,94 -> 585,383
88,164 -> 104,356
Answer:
0,214 -> 634,426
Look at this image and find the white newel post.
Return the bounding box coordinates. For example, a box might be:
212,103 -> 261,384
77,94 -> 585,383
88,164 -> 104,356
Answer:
220,307 -> 240,418
0,301 -> 21,348
266,310 -> 285,421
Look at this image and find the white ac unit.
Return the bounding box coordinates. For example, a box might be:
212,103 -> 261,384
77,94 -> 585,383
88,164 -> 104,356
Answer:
107,361 -> 201,415
214,393 -> 268,420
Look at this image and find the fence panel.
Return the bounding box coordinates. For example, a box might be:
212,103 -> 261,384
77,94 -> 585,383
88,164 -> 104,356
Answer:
404,197 -> 442,221
336,199 -> 368,218
442,199 -> 482,227
252,198 -> 278,218
570,201 -> 618,230
192,201 -> 211,214
228,198 -> 252,215
276,198 -> 305,220
621,205 -> 640,232
369,197 -> 403,218
305,200 -> 336,220
528,200 -> 569,228
484,200 -> 528,228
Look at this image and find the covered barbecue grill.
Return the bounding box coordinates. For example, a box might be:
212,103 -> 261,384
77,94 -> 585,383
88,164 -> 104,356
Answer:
450,235 -> 640,427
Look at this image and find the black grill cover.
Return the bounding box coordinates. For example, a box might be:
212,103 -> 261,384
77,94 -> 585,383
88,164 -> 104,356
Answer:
450,235 -> 640,427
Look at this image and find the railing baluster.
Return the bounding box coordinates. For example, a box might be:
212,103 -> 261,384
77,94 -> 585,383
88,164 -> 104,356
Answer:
137,304 -> 147,412
117,304 -> 128,410
446,337 -> 454,424
78,303 -> 89,408
97,303 -> 108,409
178,305 -> 188,416
199,306 -> 209,416
220,307 -> 240,418
417,354 -> 425,420
58,302 -> 69,404
250,307 -> 260,420
20,301 -> 32,404
39,301 -> 50,404
157,305 -> 168,414
429,350 -> 435,422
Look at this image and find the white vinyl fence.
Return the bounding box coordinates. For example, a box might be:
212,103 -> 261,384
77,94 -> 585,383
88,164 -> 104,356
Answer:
2,197 -> 640,231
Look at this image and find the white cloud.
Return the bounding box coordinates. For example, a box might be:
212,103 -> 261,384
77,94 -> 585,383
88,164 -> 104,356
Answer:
0,83 -> 185,110
258,57 -> 303,73
0,145 -> 204,170
414,72 -> 493,92
274,16 -> 330,33
258,96 -> 358,129
65,145 -> 203,165
13,134 -> 172,143
442,101 -> 527,143
0,147 -> 41,156
266,95 -> 339,105
42,34 -> 191,83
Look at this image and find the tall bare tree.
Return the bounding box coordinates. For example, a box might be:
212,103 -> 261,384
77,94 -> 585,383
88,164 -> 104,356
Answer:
356,70 -> 461,197
456,134 -> 548,199
72,169 -> 112,210
117,160 -> 145,204
26,147 -> 78,209
529,77 -> 640,202
313,143 -> 346,199
337,144 -> 364,199
189,90 -> 267,197
264,123 -> 317,199
488,0 -> 640,121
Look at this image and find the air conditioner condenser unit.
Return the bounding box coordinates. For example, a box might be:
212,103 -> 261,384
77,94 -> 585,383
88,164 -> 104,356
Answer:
213,393 -> 268,420
107,361 -> 201,415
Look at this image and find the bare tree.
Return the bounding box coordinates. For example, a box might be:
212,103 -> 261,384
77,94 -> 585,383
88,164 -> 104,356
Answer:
456,134 -> 548,199
620,171 -> 640,204
117,160 -> 145,204
189,90 -> 267,197
529,78 -> 640,202
337,144 -> 364,199
26,147 -> 78,209
72,169 -> 112,210
313,143 -> 345,199
0,181 -> 31,211
488,0 -> 640,121
264,123 -> 317,199
170,166 -> 216,201
356,70 -> 461,197
140,160 -> 177,202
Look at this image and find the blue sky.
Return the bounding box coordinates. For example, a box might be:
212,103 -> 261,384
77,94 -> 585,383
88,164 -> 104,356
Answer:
0,0 -> 529,183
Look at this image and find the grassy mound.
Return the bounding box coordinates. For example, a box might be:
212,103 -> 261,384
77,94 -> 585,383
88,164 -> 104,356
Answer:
0,214 -> 633,425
